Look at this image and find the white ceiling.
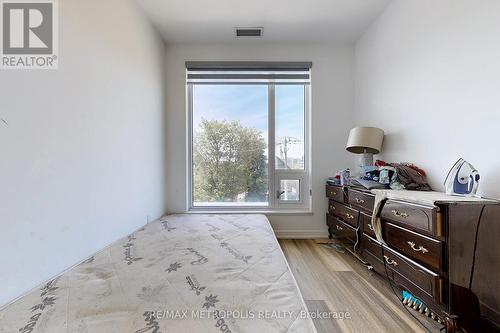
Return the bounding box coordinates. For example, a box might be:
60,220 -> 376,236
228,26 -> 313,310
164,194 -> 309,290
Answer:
136,0 -> 391,43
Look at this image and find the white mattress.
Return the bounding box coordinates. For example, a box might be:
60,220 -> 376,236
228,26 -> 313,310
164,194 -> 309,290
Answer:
0,214 -> 317,333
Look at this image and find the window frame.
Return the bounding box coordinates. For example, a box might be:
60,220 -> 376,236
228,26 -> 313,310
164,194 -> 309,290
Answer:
187,78 -> 311,213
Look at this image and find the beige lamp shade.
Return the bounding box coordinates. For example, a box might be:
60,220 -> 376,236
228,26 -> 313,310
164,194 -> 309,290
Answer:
346,127 -> 384,154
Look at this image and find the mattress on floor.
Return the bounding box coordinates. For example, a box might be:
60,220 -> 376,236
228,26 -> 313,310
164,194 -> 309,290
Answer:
0,214 -> 317,333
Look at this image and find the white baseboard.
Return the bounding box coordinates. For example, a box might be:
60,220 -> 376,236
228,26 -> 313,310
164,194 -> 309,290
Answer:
274,229 -> 328,239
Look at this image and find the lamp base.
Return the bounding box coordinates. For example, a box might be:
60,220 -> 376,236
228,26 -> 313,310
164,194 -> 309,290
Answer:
356,153 -> 374,176
360,152 -> 374,167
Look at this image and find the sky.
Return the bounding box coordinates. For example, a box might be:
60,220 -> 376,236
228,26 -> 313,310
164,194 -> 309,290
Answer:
193,84 -> 305,159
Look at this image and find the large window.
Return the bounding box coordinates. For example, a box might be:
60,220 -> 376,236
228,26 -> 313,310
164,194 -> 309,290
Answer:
187,62 -> 311,211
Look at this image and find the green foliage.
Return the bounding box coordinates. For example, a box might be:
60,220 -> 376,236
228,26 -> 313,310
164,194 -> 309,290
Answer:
194,119 -> 268,202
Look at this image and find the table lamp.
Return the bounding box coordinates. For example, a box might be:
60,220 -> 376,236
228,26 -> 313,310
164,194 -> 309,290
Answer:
346,127 -> 384,171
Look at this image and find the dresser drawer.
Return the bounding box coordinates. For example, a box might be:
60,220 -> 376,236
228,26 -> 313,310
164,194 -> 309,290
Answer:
360,212 -> 376,238
382,246 -> 442,304
381,200 -> 442,238
328,200 -> 359,227
327,214 -> 357,244
326,185 -> 344,203
383,222 -> 443,272
339,204 -> 359,228
360,235 -> 388,275
348,189 -> 375,213
364,249 -> 389,277
328,200 -> 342,215
360,234 -> 383,258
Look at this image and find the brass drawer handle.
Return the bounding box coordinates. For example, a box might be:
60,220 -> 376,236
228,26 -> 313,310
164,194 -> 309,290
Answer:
336,225 -> 343,231
391,209 -> 409,218
407,241 -> 429,254
330,205 -> 335,211
346,213 -> 355,220
355,198 -> 365,204
367,223 -> 374,231
330,191 -> 337,196
384,255 -> 398,266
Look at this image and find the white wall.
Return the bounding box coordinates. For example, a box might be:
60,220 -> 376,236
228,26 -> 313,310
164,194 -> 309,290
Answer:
0,0 -> 166,306
164,43 -> 354,238
355,0 -> 500,198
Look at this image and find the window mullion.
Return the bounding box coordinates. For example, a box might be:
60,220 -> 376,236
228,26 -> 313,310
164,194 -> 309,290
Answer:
268,85 -> 276,209
188,84 -> 194,210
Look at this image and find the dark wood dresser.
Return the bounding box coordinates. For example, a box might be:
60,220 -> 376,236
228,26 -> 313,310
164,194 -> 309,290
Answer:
326,184 -> 500,333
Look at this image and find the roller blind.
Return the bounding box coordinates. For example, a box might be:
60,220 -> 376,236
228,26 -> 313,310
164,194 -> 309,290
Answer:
186,61 -> 312,85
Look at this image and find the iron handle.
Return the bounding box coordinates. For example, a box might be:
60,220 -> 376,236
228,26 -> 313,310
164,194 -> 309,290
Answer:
407,241 -> 429,254
336,225 -> 343,231
367,223 -> 374,231
384,255 -> 398,266
277,190 -> 285,199
391,209 -> 409,218
355,198 -> 365,204
346,213 -> 355,220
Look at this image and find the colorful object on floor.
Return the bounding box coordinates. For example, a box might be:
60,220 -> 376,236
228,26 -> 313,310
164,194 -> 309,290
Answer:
444,158 -> 480,196
402,290 -> 442,324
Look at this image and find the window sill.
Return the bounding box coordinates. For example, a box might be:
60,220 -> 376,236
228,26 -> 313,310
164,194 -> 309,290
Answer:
187,209 -> 313,216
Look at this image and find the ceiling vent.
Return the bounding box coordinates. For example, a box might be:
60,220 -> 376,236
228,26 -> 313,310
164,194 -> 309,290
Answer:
235,27 -> 264,38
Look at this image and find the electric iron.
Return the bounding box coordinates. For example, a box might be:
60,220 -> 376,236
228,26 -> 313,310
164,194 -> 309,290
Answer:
444,158 -> 480,196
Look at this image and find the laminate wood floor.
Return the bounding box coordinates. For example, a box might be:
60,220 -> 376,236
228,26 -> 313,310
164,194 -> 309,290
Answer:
279,239 -> 442,333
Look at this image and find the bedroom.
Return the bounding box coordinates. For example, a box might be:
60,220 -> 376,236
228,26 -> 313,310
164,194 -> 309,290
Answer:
0,0 -> 499,332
